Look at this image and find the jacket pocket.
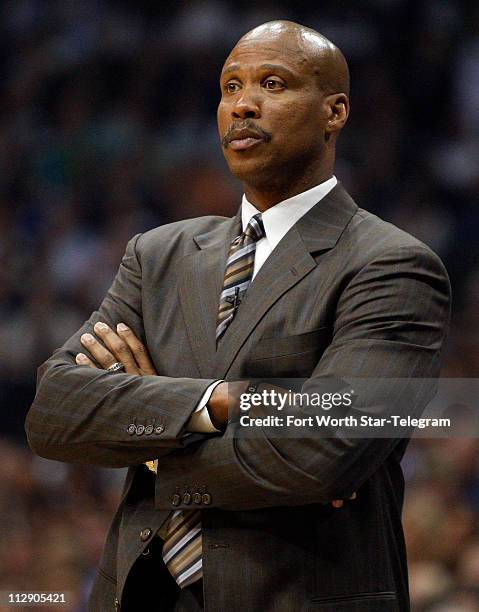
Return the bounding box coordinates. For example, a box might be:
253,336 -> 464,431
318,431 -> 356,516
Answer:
310,591 -> 399,611
249,327 -> 330,360
246,328 -> 330,377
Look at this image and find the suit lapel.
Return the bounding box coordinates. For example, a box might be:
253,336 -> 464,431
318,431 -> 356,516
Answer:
213,226 -> 317,377
214,183 -> 358,378
177,183 -> 357,379
177,208 -> 242,378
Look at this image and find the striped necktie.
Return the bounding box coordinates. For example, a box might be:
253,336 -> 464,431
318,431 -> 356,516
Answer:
161,508 -> 202,589
216,213 -> 265,341
159,214 -> 265,589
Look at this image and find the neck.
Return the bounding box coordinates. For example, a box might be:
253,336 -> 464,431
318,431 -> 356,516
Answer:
243,167 -> 333,212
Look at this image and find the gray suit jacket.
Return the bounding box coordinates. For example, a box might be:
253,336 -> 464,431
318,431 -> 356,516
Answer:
25,183 -> 451,611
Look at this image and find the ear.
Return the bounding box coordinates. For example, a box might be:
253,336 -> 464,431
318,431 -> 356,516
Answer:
324,93 -> 349,134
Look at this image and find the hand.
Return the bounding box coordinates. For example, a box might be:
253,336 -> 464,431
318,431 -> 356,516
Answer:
207,381 -> 250,430
76,322 -> 157,376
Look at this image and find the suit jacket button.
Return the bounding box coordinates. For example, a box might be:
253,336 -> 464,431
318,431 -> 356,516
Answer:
193,492 -> 202,504
202,493 -> 212,505
172,493 -> 181,506
182,492 -> 192,505
136,425 -> 145,435
127,424 -> 136,435
140,528 -> 152,542
145,425 -> 153,435
155,425 -> 165,434
114,597 -> 120,611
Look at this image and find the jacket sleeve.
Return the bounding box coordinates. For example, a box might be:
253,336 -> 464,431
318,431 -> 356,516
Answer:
154,244 -> 451,510
25,234 -> 216,468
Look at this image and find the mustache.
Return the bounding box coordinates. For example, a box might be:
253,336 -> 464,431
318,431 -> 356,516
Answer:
222,121 -> 272,148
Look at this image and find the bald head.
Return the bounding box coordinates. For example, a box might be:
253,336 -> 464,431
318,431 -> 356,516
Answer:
217,20 -> 350,207
237,20 -> 350,96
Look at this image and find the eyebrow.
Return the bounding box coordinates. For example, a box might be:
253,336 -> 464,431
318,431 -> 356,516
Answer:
221,63 -> 297,80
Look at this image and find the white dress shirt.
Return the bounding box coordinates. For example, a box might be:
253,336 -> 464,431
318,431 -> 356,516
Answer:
187,175 -> 338,432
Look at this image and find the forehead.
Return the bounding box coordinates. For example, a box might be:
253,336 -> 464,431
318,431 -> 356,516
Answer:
221,36 -> 315,77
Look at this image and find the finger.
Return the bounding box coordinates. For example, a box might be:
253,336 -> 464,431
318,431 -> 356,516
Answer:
116,323 -> 156,374
92,322 -> 139,375
331,500 -> 344,508
75,353 -> 97,369
349,492 -> 357,500
80,333 -> 117,370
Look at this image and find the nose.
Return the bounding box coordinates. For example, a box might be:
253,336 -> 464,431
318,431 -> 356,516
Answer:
231,89 -> 261,120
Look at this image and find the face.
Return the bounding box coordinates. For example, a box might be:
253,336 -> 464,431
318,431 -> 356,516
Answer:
217,35 -> 331,186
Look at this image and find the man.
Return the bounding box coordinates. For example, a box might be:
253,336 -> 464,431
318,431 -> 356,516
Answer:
26,20 -> 450,612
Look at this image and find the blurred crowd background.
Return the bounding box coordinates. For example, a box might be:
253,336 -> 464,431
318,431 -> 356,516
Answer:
0,0 -> 478,610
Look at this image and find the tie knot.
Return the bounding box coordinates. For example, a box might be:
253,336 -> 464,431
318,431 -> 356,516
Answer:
244,214 -> 265,242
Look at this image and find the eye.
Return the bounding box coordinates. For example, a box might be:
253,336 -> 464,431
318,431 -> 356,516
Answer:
225,81 -> 240,94
263,78 -> 285,90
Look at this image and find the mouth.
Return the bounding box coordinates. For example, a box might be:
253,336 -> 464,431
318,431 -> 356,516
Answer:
225,128 -> 266,151
229,136 -> 263,151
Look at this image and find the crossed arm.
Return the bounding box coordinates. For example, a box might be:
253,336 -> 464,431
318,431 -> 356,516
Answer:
75,320 -> 353,508
25,233 -> 451,510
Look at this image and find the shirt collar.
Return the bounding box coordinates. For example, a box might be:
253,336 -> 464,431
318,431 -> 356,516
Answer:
241,175 -> 337,251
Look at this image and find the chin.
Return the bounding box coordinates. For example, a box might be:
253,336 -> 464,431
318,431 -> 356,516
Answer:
226,155 -> 275,184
